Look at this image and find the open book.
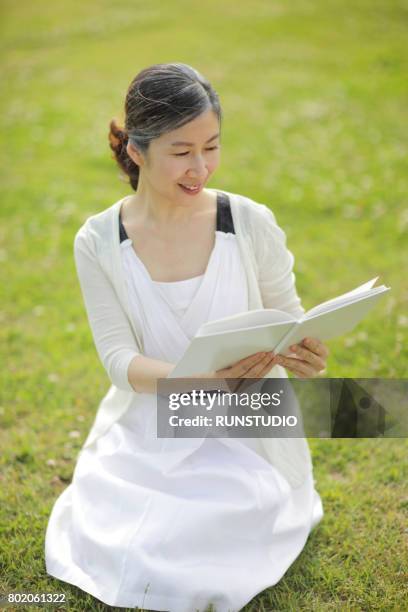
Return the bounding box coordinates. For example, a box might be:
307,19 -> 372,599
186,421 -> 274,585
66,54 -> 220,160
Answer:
168,277 -> 390,378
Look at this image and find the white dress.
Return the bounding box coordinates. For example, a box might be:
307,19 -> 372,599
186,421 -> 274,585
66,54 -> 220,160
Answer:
45,198 -> 324,612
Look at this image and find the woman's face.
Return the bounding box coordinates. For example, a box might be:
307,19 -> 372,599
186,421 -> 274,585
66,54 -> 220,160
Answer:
128,108 -> 221,200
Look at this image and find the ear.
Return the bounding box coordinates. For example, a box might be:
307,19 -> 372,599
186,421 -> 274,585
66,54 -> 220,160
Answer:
126,141 -> 144,167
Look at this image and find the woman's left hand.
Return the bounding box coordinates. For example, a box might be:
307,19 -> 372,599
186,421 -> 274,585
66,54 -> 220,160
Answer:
274,337 -> 329,378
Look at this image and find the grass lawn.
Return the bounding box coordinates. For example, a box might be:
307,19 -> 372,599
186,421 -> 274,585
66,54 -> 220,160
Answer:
1,0 -> 407,610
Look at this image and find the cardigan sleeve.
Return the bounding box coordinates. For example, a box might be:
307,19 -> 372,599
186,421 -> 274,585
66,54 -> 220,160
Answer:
254,204 -> 305,319
73,225 -> 140,392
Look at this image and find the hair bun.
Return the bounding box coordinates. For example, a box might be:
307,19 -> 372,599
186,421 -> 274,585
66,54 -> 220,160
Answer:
109,119 -> 128,153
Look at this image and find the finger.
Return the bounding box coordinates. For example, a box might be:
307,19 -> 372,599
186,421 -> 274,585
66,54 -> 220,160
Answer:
301,337 -> 330,359
240,352 -> 277,377
239,353 -> 275,378
291,362 -> 317,378
289,344 -> 326,371
237,351 -> 267,365
225,355 -> 277,386
260,357 -> 280,377
276,353 -> 324,378
275,355 -> 317,378
232,352 -> 269,374
218,352 -> 265,377
247,354 -> 278,378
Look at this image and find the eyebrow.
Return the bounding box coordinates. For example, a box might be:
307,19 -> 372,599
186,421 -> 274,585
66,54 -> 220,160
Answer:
170,133 -> 220,147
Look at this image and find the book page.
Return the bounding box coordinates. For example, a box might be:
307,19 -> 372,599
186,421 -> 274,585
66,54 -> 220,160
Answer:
305,277 -> 382,318
305,286 -> 387,319
169,320 -> 295,377
197,308 -> 297,337
275,288 -> 389,355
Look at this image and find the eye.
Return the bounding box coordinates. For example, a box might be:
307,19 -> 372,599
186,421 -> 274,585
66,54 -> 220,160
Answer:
174,146 -> 220,157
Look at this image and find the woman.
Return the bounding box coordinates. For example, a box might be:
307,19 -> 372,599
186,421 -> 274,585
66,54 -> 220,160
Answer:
45,62 -> 328,612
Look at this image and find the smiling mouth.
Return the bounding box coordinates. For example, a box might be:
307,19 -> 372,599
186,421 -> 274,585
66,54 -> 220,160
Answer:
178,183 -> 203,194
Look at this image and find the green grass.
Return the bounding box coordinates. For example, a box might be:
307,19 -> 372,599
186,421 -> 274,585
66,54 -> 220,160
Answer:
1,0 -> 407,609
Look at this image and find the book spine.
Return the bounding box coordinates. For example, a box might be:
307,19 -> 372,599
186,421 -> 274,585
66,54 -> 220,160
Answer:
274,321 -> 300,355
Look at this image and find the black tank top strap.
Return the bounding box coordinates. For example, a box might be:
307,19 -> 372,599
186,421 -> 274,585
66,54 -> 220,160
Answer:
119,191 -> 234,243
216,191 -> 235,234
119,214 -> 128,242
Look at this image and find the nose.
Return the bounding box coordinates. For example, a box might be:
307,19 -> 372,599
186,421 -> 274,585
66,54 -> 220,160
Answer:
186,154 -> 207,179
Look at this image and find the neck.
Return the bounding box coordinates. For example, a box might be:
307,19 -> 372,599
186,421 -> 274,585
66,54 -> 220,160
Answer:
126,179 -> 213,228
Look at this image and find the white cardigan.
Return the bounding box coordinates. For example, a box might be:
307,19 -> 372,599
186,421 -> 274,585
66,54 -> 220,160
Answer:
73,188 -> 314,488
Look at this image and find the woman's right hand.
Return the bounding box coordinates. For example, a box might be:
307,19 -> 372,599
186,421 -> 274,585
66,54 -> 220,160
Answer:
206,351 -> 279,393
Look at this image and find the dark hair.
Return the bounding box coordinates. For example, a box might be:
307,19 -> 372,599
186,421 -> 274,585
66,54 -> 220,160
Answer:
108,63 -> 222,191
